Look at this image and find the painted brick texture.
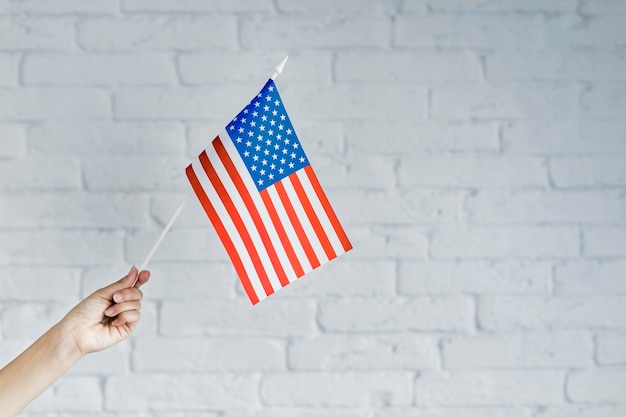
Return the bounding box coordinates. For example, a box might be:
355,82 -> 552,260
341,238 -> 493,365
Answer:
0,0 -> 624,416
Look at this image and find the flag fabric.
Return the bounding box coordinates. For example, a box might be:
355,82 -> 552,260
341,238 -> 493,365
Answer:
186,79 -> 352,304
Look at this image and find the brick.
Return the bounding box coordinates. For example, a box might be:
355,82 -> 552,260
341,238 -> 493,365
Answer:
261,372 -> 413,406
432,226 -> 580,259
0,193 -> 149,228
275,260 -> 396,298
548,16 -> 626,49
104,374 -> 260,410
567,371 -> 626,403
399,261 -> 551,295
335,52 -> 481,82
0,88 -> 110,120
288,334 -> 439,370
83,156 -> 188,191
68,343 -> 130,375
277,84 -> 426,121
78,17 -> 238,51
398,156 -> 548,188
487,51 -> 626,82
0,53 -> 19,87
0,18 -> 74,51
415,371 -> 564,405
133,337 -> 285,372
442,332 -> 592,369
179,52 -> 333,85
580,0 -> 626,14
0,158 -> 80,190
596,333 -> 626,365
0,123 -> 26,158
251,410 -> 370,417
346,225 -> 429,261
535,406 -> 626,417
161,299 -> 317,336
125,228 -> 230,264
375,408 -> 532,417
0,267 -> 80,301
123,0 -> 273,12
405,0 -> 576,12
25,376 -> 102,413
431,85 -> 579,120
328,189 -> 464,225
345,121 -> 499,154
396,15 -> 546,49
276,0 -> 395,13
0,230 -> 124,266
502,121 -> 626,155
555,261 -> 626,294
584,226 -> 626,258
114,85 -> 255,121
2,302 -> 75,339
319,297 -> 474,332
1,0 -> 118,14
479,296 -> 626,330
29,122 -> 185,156
313,153 -> 395,191
241,16 -> 391,49
23,53 -> 176,86
583,84 -> 626,119
467,190 -> 626,224
550,157 -> 626,188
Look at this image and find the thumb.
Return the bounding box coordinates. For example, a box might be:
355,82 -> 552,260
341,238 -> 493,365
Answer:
97,266 -> 138,299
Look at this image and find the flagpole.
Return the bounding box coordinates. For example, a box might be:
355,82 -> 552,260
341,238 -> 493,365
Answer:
134,56 -> 289,281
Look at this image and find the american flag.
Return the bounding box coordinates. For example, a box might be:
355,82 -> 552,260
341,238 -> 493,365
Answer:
186,79 -> 352,304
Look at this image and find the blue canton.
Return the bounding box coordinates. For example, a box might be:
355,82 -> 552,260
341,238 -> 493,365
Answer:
227,79 -> 309,192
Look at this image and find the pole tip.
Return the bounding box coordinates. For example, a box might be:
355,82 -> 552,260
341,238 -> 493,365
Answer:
271,55 -> 289,80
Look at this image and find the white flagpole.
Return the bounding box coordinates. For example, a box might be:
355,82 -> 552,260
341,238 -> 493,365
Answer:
134,56 -> 289,280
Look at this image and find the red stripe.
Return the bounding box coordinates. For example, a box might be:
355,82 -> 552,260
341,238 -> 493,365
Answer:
304,165 -> 352,252
290,173 -> 336,261
260,189 -> 305,278
199,150 -> 274,297
186,164 -> 259,304
275,180 -> 320,269
213,139 -> 289,287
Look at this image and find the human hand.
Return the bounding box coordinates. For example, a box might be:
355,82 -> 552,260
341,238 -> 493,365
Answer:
59,266 -> 150,357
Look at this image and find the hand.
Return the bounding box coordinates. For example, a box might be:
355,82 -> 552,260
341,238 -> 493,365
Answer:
59,266 -> 150,357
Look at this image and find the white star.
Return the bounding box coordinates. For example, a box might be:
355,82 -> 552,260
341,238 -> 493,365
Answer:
251,165 -> 257,171
229,125 -> 235,130
262,159 -> 268,165
243,108 -> 249,114
255,145 -> 261,151
265,95 -> 271,101
263,149 -> 270,156
274,99 -> 280,106
261,115 -> 267,121
248,130 -> 254,137
254,101 -> 260,107
270,119 -> 276,126
245,140 -> 252,147
241,118 -> 247,123
260,169 -> 266,176
258,179 -> 264,185
243,150 -> 250,157
268,129 -> 274,136
268,85 -> 274,92
280,114 -> 286,121
270,163 -> 276,170
280,158 -> 286,164
264,105 -> 270,111
250,121 -> 256,127
252,111 -> 258,117
286,128 -> 292,135
272,110 -> 278,116
236,137 -> 242,143
269,173 -> 274,180
293,143 -> 299,149
238,127 -> 244,133
290,152 -> 296,159
272,153 -> 278,160
299,156 -> 305,163
279,168 -> 284,174
259,125 -> 265,131
289,162 -> 294,168
253,155 -> 259,161
284,138 -> 290,145
278,124 -> 284,130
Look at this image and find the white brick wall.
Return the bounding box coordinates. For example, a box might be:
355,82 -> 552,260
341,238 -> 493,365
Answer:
0,0 -> 624,416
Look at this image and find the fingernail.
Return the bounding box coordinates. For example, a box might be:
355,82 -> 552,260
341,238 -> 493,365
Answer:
105,307 -> 115,316
113,292 -> 124,302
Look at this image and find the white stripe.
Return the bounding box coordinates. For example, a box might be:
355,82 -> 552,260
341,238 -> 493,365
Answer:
281,176 -> 329,263
191,158 -> 265,301
221,131 -> 298,284
296,169 -> 345,256
204,138 -> 282,292
266,185 -> 313,276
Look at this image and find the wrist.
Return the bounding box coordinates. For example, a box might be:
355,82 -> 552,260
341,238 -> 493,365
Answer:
48,320 -> 85,365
